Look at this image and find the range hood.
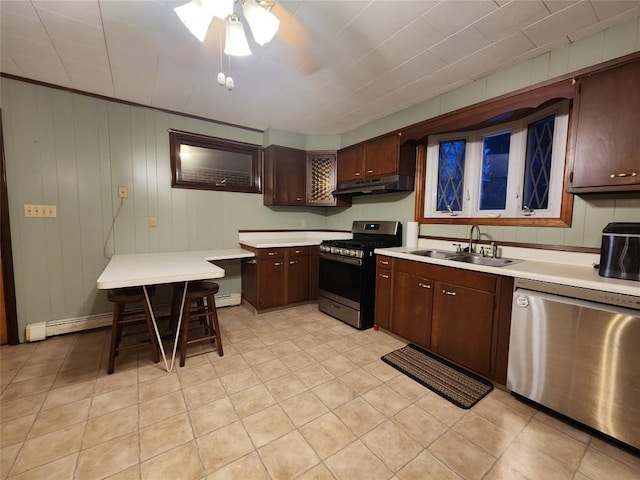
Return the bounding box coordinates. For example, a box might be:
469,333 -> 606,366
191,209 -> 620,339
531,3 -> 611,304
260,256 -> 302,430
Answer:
332,174 -> 414,196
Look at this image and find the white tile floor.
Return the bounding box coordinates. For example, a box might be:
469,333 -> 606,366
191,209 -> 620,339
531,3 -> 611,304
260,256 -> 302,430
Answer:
1,303 -> 639,479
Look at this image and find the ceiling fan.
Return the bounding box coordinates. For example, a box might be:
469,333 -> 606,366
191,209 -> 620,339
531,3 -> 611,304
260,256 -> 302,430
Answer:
174,0 -> 317,89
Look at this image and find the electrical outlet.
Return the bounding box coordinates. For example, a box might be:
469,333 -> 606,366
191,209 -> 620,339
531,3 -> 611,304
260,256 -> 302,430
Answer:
118,186 -> 128,198
24,204 -> 57,218
148,216 -> 158,228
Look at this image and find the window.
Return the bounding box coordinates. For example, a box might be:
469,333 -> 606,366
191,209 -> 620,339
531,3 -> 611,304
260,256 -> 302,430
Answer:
170,130 -> 262,193
424,101 -> 569,221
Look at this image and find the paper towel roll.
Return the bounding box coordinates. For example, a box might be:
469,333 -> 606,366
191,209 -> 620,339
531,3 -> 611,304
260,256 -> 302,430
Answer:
406,221 -> 419,248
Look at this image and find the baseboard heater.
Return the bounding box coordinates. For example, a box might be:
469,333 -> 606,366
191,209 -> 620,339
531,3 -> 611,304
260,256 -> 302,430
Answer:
25,292 -> 242,342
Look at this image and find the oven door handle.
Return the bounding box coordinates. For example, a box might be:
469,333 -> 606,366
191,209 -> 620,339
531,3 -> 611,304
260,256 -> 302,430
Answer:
320,252 -> 363,266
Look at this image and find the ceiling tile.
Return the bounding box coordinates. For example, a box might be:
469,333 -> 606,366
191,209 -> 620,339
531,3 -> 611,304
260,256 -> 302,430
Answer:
0,8 -> 50,44
524,1 -> 599,46
543,0 -> 581,14
422,0 -> 498,36
590,0 -> 640,20
454,31 -> 536,81
373,18 -> 444,69
429,26 -> 491,64
65,60 -> 114,97
474,0 -> 551,42
569,5 -> 640,41
32,0 -> 102,28
34,7 -> 106,50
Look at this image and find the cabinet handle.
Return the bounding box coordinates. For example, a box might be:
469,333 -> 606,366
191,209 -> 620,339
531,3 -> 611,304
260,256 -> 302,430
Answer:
267,252 -> 278,256
296,197 -> 302,201
367,169 -> 373,173
609,172 -> 637,178
289,260 -> 296,265
355,172 -> 361,176
295,250 -> 302,254
274,262 -> 282,266
379,273 -> 389,279
418,282 -> 431,289
442,289 -> 456,296
380,260 -> 389,265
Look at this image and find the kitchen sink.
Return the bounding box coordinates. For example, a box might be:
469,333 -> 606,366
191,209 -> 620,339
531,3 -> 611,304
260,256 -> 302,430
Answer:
410,250 -> 519,267
412,249 -> 459,259
449,254 -> 519,267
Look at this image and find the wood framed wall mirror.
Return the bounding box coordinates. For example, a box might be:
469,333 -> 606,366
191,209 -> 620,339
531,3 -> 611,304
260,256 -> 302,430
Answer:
169,130 -> 262,194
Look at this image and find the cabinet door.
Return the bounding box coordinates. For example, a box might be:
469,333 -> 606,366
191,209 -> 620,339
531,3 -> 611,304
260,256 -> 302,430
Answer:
241,257 -> 258,309
432,282 -> 494,377
571,60 -> 640,192
364,134 -> 399,177
337,144 -> 364,183
307,152 -> 344,206
391,272 -> 432,348
264,146 -> 307,205
286,255 -> 310,304
374,266 -> 392,330
258,259 -> 285,309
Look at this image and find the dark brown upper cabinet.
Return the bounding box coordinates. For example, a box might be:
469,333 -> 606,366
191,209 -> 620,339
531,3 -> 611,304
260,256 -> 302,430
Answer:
263,146 -> 350,207
337,132 -> 416,183
263,145 -> 307,206
568,59 -> 640,193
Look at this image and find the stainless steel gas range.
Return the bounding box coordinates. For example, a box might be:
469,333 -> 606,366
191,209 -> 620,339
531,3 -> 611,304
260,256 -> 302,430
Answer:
318,221 -> 402,329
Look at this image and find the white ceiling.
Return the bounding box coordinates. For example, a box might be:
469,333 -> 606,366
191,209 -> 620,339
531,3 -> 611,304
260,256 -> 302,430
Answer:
2,0 -> 639,135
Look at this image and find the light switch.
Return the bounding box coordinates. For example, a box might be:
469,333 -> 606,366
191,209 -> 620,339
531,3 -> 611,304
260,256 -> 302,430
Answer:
149,216 -> 158,228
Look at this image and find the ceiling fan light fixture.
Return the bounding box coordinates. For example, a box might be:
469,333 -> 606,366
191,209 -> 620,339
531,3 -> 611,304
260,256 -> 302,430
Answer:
224,14 -> 252,56
242,0 -> 280,46
174,0 -> 213,42
200,0 -> 234,20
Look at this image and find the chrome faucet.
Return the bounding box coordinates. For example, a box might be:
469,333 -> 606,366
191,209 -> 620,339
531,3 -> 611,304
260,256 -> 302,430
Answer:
468,224 -> 481,253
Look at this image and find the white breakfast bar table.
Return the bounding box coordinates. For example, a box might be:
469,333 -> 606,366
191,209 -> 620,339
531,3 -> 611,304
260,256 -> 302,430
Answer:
96,249 -> 254,372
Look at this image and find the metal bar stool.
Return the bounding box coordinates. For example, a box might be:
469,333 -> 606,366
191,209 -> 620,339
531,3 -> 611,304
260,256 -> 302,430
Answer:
106,286 -> 160,374
178,281 -> 223,367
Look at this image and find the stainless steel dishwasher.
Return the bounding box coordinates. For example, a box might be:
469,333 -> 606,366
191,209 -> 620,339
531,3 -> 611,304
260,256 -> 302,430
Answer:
507,278 -> 640,449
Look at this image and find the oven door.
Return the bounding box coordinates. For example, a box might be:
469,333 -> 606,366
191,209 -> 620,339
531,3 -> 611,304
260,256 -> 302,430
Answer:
318,252 -> 363,310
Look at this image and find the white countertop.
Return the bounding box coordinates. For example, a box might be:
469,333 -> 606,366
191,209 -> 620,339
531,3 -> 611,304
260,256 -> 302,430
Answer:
376,246 -> 640,298
238,231 -> 351,248
96,249 -> 254,289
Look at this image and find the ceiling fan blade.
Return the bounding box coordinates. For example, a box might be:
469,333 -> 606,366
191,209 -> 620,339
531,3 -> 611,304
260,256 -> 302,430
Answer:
270,2 -> 319,75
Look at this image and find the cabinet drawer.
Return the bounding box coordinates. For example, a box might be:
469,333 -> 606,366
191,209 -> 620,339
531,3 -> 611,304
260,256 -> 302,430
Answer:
396,258 -> 438,277
377,256 -> 393,269
288,246 -> 309,257
396,258 -> 496,293
256,248 -> 284,260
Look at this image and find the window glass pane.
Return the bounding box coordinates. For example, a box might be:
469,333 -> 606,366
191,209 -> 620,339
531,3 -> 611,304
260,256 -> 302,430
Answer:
437,140 -> 466,212
479,132 -> 510,210
523,115 -> 555,210
179,144 -> 253,186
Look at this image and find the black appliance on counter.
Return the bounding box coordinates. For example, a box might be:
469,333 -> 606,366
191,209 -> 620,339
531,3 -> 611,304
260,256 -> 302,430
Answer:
599,222 -> 640,281
318,220 -> 402,329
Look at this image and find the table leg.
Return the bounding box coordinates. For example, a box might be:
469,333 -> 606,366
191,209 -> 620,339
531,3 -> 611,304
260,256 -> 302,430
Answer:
143,282 -> 188,372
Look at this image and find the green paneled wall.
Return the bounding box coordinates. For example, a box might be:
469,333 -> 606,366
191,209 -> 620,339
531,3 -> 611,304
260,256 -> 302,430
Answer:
1,81 -> 328,341
2,17 -> 639,341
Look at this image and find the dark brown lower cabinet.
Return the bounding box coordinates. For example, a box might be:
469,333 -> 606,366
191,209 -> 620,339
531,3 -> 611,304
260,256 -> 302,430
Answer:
377,255 -> 512,383
374,258 -> 393,330
287,254 -> 310,304
391,271 -> 432,348
241,245 -> 314,311
431,281 -> 495,377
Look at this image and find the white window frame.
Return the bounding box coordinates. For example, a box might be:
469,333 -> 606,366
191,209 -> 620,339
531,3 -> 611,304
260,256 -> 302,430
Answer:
424,100 -> 570,220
